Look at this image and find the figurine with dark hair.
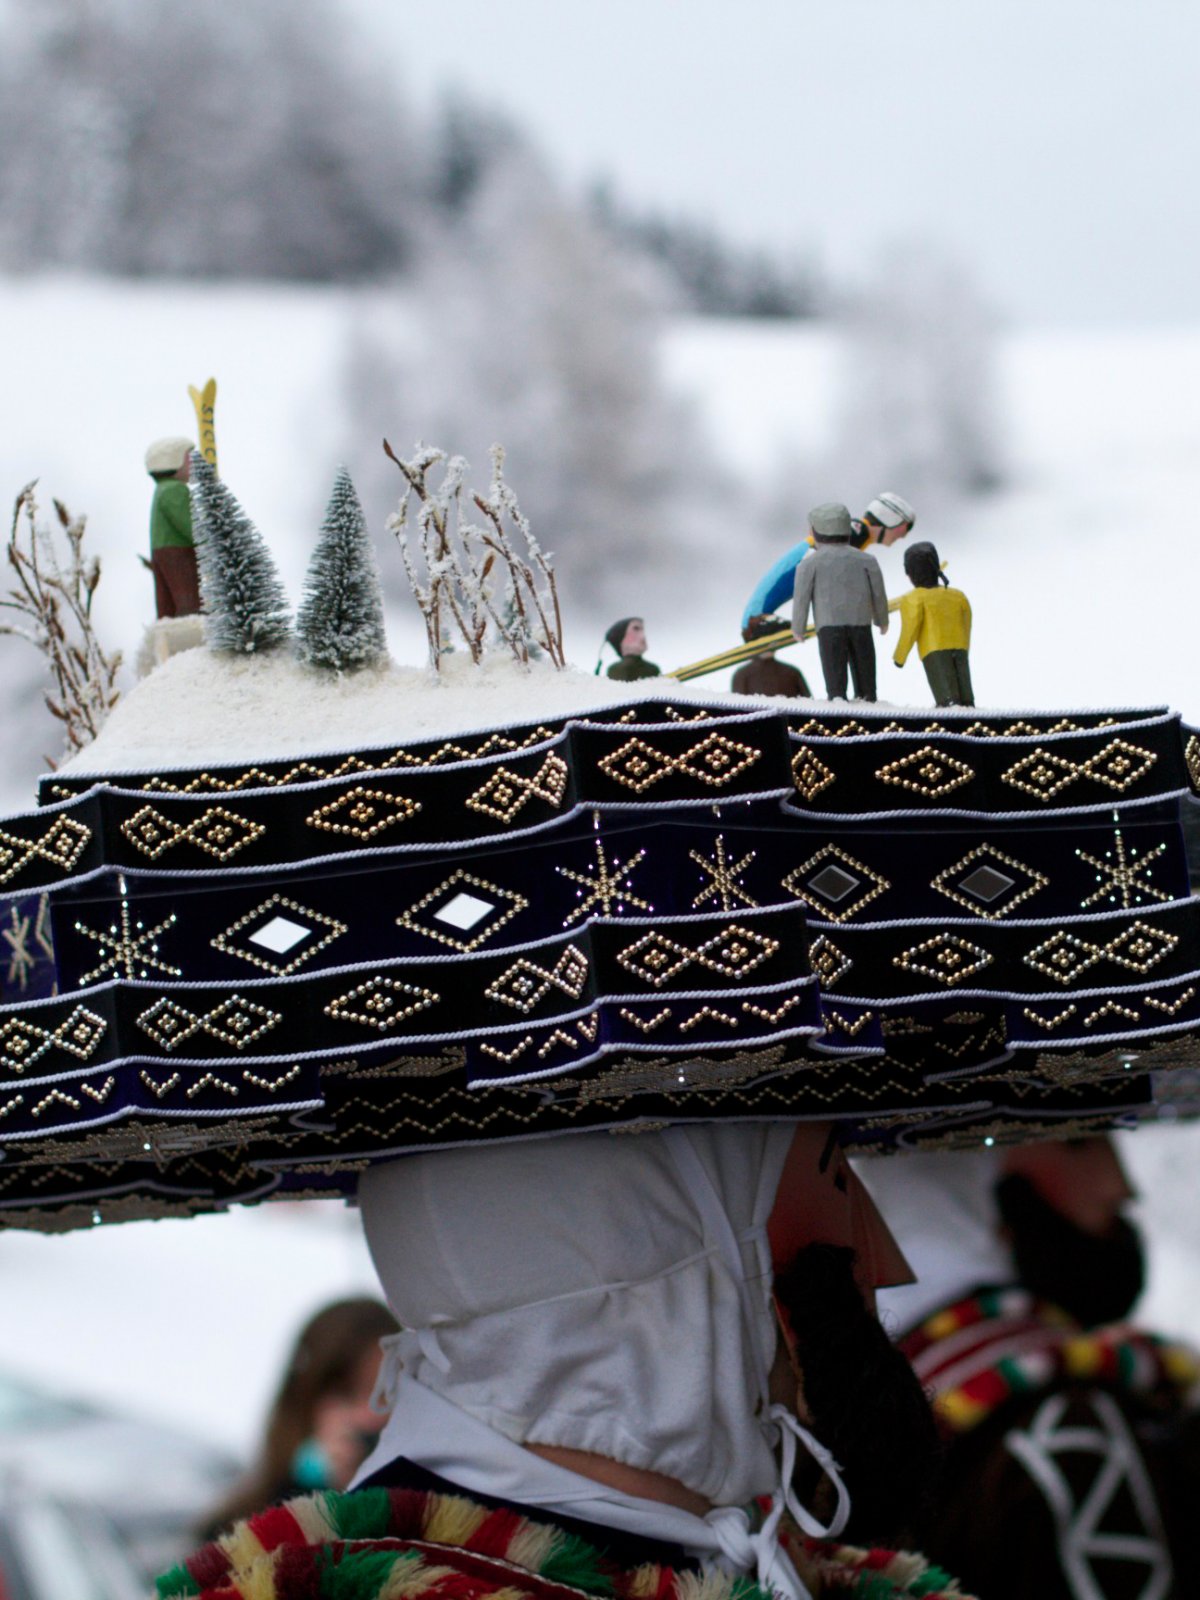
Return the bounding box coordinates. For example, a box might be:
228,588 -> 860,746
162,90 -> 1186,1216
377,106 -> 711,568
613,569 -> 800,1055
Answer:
731,615 -> 811,698
893,542 -> 973,707
602,617 -> 661,681
791,503 -> 888,702
146,435 -> 201,619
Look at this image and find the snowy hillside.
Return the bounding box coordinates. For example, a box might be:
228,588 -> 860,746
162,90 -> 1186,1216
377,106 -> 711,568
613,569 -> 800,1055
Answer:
2,275 -> 1200,1461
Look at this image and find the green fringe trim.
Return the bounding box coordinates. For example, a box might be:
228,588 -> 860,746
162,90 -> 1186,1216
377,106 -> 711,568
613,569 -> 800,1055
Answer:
540,1528 -> 616,1595
327,1488 -> 393,1543
318,1547 -> 421,1600
156,1564 -> 200,1600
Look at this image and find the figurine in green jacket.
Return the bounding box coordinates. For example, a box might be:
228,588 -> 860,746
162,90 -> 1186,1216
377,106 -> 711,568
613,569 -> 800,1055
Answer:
603,617 -> 661,682
146,436 -> 201,618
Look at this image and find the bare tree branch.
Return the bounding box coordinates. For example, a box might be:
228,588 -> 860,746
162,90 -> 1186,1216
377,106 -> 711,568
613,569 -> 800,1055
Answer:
0,483 -> 122,758
383,440 -> 565,672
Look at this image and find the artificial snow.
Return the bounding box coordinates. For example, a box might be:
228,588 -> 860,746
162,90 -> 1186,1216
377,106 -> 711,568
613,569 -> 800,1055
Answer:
59,646 -> 746,776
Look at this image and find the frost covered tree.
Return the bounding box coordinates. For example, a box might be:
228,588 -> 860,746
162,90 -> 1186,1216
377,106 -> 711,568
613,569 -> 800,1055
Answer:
831,244 -> 1005,504
296,469 -> 387,672
341,143 -> 723,615
0,0 -> 419,279
190,455 -> 290,654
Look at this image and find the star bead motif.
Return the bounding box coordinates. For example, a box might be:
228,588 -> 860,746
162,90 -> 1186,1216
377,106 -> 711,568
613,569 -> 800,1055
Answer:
74,896 -> 182,984
2,904 -> 34,991
1076,830 -> 1170,910
689,835 -> 758,911
557,841 -> 651,925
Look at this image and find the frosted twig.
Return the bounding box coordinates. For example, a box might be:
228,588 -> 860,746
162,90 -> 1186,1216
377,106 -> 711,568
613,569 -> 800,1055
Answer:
384,439 -> 564,672
0,483 -> 122,759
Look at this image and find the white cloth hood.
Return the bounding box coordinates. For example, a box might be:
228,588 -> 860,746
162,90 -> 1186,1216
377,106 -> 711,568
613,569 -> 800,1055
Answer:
358,1124 -> 794,1507
858,1150 -> 1010,1336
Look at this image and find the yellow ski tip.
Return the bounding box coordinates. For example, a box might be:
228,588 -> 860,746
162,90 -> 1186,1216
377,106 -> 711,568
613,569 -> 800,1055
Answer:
188,378 -> 218,471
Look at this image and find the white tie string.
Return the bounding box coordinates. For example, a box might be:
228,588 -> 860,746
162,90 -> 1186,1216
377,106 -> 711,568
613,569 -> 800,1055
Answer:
770,1403 -> 851,1540
370,1331 -> 409,1414
705,1503 -> 813,1600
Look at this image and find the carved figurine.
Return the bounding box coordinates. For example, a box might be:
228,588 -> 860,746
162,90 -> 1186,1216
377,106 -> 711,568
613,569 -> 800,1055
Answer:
741,491 -> 914,630
731,615 -> 811,698
602,617 -> 661,682
791,503 -> 888,702
893,541 -> 973,707
145,436 -> 201,618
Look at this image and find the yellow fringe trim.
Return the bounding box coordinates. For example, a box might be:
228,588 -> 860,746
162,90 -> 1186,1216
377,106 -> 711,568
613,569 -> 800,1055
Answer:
423,1494 -> 491,1548
627,1566 -> 663,1599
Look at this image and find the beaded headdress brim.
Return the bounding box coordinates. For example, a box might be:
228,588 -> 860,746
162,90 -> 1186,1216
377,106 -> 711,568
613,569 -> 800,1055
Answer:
2,696 -> 1199,1230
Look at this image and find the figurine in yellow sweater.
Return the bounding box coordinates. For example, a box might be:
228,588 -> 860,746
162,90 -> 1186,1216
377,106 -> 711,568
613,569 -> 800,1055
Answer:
893,541 -> 974,707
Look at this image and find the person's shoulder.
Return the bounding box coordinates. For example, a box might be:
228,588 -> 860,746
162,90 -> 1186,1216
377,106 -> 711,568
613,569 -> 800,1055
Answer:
157,478 -> 189,503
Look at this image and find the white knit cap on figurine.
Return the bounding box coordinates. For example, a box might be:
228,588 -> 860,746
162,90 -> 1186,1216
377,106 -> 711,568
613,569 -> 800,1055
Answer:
864,491 -> 915,528
144,436 -> 195,474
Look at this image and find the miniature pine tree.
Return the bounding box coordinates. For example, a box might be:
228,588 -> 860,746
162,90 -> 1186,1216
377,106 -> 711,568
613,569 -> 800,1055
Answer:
189,452 -> 291,654
295,468 -> 388,671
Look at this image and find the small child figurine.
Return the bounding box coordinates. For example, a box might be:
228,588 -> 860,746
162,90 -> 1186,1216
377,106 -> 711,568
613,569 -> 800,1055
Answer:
791,503 -> 888,701
732,615 -> 811,698
602,617 -> 661,682
893,541 -> 974,707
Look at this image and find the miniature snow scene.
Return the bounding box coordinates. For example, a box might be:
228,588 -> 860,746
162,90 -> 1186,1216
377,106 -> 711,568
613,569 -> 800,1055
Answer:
1,5 -> 1198,1599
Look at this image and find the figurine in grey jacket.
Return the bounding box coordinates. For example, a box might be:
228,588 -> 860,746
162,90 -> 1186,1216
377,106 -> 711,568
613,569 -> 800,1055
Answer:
792,502 -> 889,701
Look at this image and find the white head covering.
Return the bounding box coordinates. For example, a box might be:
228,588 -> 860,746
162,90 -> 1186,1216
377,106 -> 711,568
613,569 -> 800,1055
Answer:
858,1150 -> 1010,1337
359,1124 -> 789,1503
355,1124 -> 850,1599
144,436 -> 194,474
864,492 -> 915,529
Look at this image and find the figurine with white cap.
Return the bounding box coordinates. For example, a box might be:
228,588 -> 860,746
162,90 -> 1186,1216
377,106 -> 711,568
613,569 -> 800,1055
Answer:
856,490 -> 916,550
145,434 -> 200,619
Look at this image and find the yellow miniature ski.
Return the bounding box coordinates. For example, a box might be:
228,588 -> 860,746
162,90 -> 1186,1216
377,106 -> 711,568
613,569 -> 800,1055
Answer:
668,592 -> 913,683
188,377 -> 218,472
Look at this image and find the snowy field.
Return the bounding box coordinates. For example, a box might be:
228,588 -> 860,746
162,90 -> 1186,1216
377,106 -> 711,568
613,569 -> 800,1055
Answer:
1,275 -> 1200,1461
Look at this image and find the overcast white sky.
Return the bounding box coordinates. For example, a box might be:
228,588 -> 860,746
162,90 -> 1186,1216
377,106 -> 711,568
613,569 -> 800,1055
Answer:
349,0 -> 1198,328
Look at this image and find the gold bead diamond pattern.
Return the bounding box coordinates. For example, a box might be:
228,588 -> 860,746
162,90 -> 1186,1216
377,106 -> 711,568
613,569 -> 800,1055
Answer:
0,1005 -> 106,1076
784,844 -> 890,923
211,894 -> 348,975
324,977 -> 440,1031
808,934 -> 853,987
617,924 -> 780,989
136,994 -> 282,1051
893,932 -> 994,987
305,786 -> 421,841
0,815 -> 91,884
1185,735 -> 1200,794
598,733 -> 760,794
931,843 -> 1050,920
486,945 -> 590,1011
396,869 -> 530,951
1024,919 -> 1180,985
875,746 -> 975,799
1001,739 -> 1157,803
465,754 -> 569,823
121,805 -> 265,862
791,746 -> 836,803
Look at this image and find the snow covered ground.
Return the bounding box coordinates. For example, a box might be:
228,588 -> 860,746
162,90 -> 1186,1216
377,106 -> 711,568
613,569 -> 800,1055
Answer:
2,275 -> 1200,1468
